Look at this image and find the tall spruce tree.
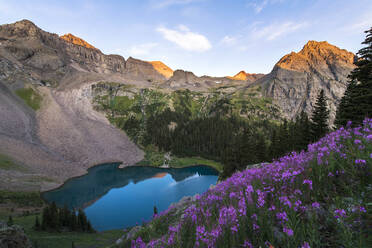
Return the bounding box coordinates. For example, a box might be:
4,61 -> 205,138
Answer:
335,27 -> 372,126
311,90 -> 330,141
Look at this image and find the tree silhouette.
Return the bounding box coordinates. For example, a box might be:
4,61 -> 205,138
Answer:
311,90 -> 329,141
336,27 -> 372,126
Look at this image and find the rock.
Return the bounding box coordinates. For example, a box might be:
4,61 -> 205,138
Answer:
0,224 -> 32,248
245,40 -> 355,124
148,61 -> 173,79
60,33 -> 100,51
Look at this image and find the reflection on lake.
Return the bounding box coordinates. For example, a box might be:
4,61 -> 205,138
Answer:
42,164 -> 218,231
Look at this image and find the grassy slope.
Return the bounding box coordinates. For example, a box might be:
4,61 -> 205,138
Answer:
15,87 -> 42,110
12,214 -> 122,248
0,153 -> 27,171
118,120 -> 372,247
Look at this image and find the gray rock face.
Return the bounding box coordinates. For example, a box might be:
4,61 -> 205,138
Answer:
0,223 -> 32,248
0,20 -> 126,79
124,57 -> 166,82
250,41 -> 355,123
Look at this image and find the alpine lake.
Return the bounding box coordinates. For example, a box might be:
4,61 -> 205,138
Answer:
42,163 -> 219,231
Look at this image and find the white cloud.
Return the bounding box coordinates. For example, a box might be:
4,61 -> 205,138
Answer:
252,21 -> 309,40
156,25 -> 211,52
221,35 -> 237,45
129,43 -> 158,56
151,0 -> 202,9
247,0 -> 284,13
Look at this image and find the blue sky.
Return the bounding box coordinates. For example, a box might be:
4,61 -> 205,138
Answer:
0,0 -> 371,76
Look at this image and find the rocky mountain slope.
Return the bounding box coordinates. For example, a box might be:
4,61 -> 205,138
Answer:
244,41 -> 355,122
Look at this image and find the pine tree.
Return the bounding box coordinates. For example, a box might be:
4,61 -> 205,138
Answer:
335,27 -> 372,126
7,215 -> 13,226
34,216 -> 41,231
311,90 -> 330,141
153,205 -> 158,216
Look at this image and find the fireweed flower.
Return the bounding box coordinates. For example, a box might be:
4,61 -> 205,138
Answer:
294,189 -> 303,195
276,211 -> 288,222
303,179 -> 313,190
355,159 -> 366,165
301,241 -> 311,248
269,205 -> 276,211
256,189 -> 265,208
334,209 -> 347,219
131,237 -> 146,248
352,206 -> 366,213
253,223 -> 260,231
243,240 -> 254,248
354,139 -> 362,144
283,226 -> 294,236
312,202 -> 320,208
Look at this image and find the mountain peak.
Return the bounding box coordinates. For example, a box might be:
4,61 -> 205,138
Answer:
228,71 -> 265,82
276,40 -> 355,72
229,71 -> 248,81
60,33 -> 99,51
148,61 -> 173,79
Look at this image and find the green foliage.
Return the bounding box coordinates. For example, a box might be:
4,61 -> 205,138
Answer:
336,27 -> 372,127
311,89 -> 330,141
169,157 -> 223,172
39,203 -> 94,233
15,87 -> 42,110
0,154 -> 27,171
0,191 -> 43,207
94,86 -> 313,177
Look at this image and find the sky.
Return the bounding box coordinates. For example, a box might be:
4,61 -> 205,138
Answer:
0,0 -> 371,77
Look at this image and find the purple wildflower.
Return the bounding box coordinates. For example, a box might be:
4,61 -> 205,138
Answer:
131,237 -> 146,248
276,211 -> 288,222
303,179 -> 313,190
334,209 -> 347,219
301,241 -> 311,248
312,202 -> 320,208
283,226 -> 294,236
243,240 -> 254,248
355,159 -> 366,165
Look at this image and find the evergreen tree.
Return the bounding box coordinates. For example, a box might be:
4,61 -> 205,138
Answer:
34,216 -> 41,231
311,90 -> 330,141
69,210 -> 77,231
7,215 -> 13,226
335,27 -> 372,126
49,202 -> 59,230
153,206 -> 158,216
71,241 -> 76,248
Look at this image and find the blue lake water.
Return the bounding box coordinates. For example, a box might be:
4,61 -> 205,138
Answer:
42,164 -> 218,231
